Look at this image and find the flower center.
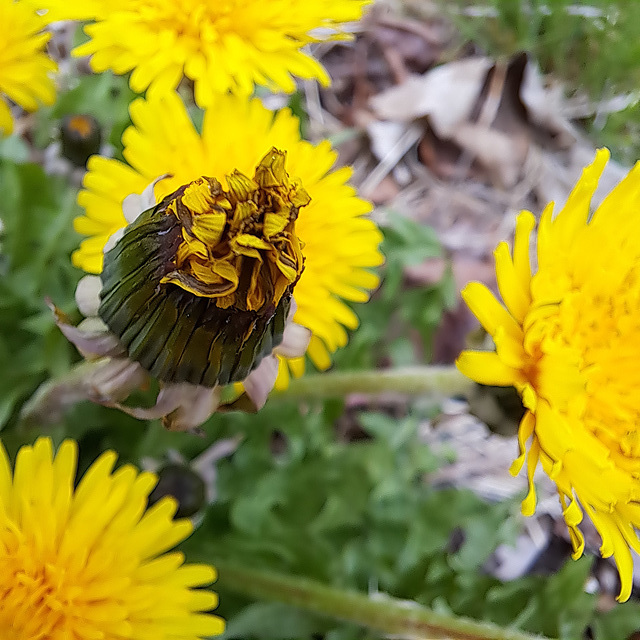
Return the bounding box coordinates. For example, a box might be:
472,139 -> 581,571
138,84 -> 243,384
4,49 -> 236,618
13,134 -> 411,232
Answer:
161,148 -> 308,311
0,529 -> 82,638
524,264 -> 640,473
123,0 -> 260,43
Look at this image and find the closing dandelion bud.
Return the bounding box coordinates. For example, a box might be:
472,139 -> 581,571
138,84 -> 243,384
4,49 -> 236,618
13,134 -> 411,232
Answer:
60,114 -> 102,167
99,148 -> 307,387
149,464 -> 207,519
41,148 -> 312,431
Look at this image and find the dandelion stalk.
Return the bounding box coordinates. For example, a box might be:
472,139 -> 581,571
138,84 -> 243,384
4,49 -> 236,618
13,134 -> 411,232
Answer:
277,365 -> 475,399
215,560 -> 554,640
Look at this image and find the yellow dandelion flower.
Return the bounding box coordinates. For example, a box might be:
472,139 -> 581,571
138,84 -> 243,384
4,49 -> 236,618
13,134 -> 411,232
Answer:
0,436 -> 225,638
73,92 -> 383,384
457,148 -> 640,601
0,0 -> 57,135
66,0 -> 370,105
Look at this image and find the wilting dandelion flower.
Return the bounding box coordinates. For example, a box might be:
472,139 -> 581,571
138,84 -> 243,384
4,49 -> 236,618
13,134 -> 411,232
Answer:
457,148 -> 640,601
0,436 -> 225,637
99,148 -> 308,388
51,147 -> 313,430
0,0 -> 57,135
72,92 -> 383,387
67,0 -> 370,105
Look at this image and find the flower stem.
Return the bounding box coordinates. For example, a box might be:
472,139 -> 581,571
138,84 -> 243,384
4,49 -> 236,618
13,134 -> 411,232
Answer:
215,560 -> 554,640
277,365 -> 475,399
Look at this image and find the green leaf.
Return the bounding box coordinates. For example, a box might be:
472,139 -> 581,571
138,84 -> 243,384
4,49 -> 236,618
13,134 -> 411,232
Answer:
0,135 -> 30,162
222,601 -> 332,639
592,600 -> 640,640
381,213 -> 442,267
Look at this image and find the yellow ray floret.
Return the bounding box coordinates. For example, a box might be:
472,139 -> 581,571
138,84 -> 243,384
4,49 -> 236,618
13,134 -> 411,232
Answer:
73,91 -> 383,381
457,148 -> 640,602
0,437 -> 225,638
61,0 -> 370,104
0,0 -> 57,135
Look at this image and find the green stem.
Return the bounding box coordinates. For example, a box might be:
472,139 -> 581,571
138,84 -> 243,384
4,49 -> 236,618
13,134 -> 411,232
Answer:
277,365 -> 475,400
215,560 -> 553,640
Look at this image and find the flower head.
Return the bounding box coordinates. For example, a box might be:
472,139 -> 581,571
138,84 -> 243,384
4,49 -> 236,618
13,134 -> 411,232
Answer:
0,0 -> 57,135
0,436 -> 224,638
457,148 -> 640,601
69,0 -> 370,105
99,148 -> 308,387
73,92 -> 383,384
48,145 -> 314,430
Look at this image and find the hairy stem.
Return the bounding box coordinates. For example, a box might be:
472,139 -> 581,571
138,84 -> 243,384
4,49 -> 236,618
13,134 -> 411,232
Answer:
215,560 -> 553,640
277,365 -> 475,399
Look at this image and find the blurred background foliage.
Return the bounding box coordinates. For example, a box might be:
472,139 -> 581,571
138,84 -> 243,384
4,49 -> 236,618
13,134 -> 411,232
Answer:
444,0 -> 640,165
3,3 -> 640,639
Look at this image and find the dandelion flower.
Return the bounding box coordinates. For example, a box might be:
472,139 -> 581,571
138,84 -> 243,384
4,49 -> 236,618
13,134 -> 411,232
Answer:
69,0 -> 370,105
457,148 -> 640,601
0,436 -> 225,638
50,152 -> 312,430
99,148 -> 308,387
73,92 -> 383,384
0,0 -> 57,135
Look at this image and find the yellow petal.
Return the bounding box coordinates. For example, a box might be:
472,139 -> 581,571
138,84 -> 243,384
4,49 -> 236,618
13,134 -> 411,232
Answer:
0,98 -> 13,135
191,212 -> 227,246
461,282 -> 523,340
495,241 -> 530,324
456,350 -> 522,386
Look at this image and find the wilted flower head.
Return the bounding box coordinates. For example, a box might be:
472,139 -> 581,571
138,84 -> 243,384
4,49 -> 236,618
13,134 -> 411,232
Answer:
64,0 -> 370,105
49,151 -> 312,430
458,148 -> 640,601
100,148 -> 308,388
0,436 -> 224,638
72,92 -> 383,388
0,0 -> 57,135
